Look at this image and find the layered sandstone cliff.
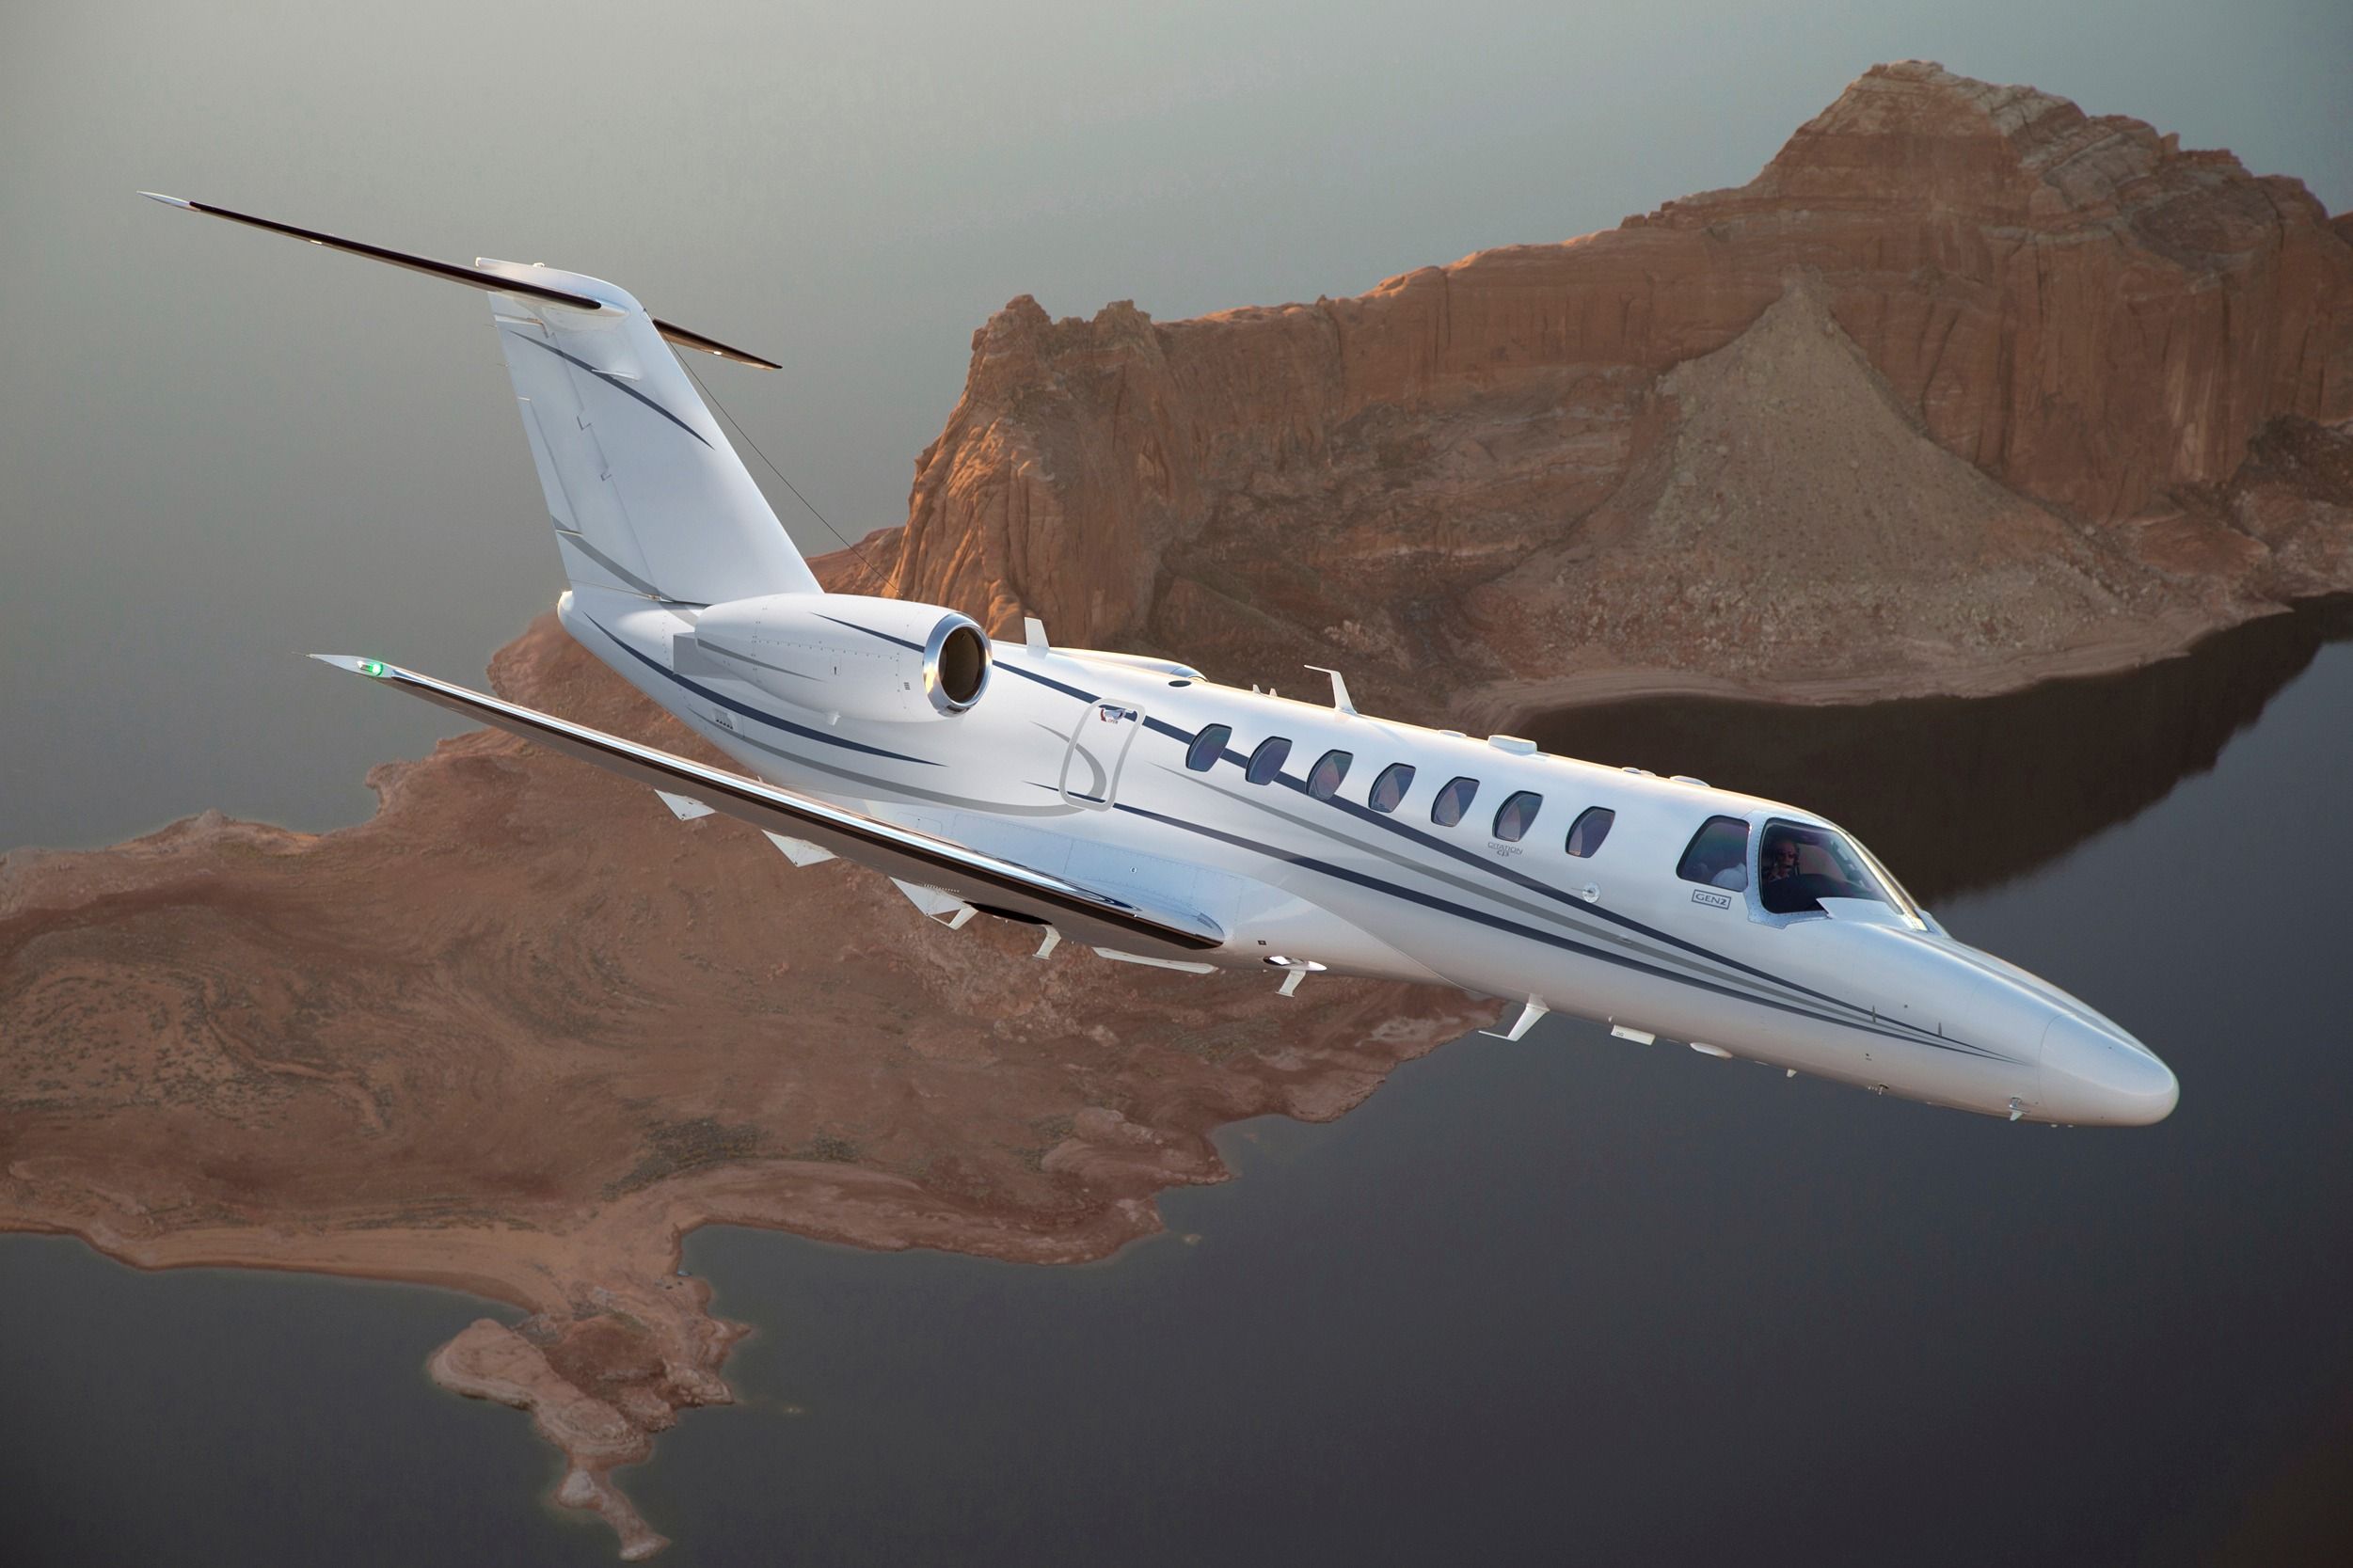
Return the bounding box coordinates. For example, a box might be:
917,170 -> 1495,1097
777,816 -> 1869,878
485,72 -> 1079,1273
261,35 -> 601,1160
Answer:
883,61 -> 2353,724
8,60 -> 2352,1560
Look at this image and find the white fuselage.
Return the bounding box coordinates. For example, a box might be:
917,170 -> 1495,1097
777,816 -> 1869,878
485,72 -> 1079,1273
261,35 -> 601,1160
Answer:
147,197 -> 2179,1130
566,588 -> 2180,1128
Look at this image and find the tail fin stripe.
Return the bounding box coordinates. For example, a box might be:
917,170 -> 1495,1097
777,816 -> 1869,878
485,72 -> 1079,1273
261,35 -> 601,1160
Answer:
553,527 -> 687,604
509,332 -> 712,450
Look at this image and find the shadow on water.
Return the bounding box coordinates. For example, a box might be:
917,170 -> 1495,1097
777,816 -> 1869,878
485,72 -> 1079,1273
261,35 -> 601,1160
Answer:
1519,598 -> 2353,903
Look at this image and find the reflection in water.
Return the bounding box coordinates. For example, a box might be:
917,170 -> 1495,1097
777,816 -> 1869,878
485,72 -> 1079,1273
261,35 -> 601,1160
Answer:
1522,600 -> 2353,903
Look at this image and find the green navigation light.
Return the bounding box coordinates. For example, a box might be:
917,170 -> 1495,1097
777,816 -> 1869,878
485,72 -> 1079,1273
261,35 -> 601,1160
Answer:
359,659 -> 388,677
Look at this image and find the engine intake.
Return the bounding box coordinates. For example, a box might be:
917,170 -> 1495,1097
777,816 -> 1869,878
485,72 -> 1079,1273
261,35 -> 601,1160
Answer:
686,593 -> 993,723
927,616 -> 989,712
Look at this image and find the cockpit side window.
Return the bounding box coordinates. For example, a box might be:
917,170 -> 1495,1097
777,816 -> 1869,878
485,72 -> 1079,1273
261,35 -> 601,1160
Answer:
1307,749 -> 1353,801
1565,807 -> 1614,858
1185,724 -> 1232,772
1246,736 -> 1292,785
1431,776 -> 1480,828
1758,819 -> 1905,916
1491,791 -> 1542,842
1677,816 -> 1751,891
1368,763 -> 1415,814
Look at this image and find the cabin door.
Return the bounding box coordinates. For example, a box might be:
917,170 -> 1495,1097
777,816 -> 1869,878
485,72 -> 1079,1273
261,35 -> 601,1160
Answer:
1058,701 -> 1144,811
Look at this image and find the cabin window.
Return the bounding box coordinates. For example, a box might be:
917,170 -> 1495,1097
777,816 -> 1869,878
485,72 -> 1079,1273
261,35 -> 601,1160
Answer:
1758,819 -> 1912,918
1431,776 -> 1480,828
1368,763 -> 1416,814
1246,736 -> 1292,785
1307,749 -> 1353,801
1491,790 -> 1542,842
1185,724 -> 1231,772
1565,806 -> 1614,858
1677,816 -> 1751,891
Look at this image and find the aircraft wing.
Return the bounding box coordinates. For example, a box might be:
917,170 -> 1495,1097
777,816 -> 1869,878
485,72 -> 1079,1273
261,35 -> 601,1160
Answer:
311,656 -> 1224,958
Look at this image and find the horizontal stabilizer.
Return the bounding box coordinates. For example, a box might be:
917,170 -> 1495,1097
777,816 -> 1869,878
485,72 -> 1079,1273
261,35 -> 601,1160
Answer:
310,655 -> 1224,958
141,193 -> 781,369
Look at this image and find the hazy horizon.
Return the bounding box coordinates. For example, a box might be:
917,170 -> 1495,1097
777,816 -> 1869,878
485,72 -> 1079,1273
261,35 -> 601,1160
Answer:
4,0 -> 2347,850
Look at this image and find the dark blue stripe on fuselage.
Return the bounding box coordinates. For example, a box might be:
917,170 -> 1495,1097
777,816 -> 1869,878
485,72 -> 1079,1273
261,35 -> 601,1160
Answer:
1112,799 -> 2005,1060
674,628 -> 1979,1057
818,614 -> 921,652
1155,724 -> 1972,1054
585,617 -> 938,767
1266,768 -> 1904,1032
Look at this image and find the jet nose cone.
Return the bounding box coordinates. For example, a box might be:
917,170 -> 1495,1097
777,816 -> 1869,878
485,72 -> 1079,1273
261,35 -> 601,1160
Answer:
2037,1012 -> 2179,1126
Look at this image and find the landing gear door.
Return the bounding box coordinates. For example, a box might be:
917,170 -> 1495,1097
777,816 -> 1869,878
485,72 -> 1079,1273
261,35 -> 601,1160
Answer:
1059,702 -> 1143,811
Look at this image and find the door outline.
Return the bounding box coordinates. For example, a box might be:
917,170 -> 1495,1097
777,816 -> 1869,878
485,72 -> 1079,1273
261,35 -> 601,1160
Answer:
1059,703 -> 1144,810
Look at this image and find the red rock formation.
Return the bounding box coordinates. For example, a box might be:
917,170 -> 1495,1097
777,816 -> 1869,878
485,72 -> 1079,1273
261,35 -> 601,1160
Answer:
10,60 -> 2353,1560
884,62 -> 2353,724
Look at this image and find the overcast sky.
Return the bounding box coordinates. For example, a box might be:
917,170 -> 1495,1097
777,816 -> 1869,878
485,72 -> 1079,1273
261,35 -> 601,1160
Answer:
2,0 -> 2345,847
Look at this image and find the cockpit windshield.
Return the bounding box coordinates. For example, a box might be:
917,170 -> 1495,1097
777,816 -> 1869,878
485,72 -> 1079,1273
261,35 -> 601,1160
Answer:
1757,819 -> 1916,919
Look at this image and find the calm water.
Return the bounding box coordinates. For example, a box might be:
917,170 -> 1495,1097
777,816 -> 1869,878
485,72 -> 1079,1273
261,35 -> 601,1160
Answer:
8,4 -> 2353,1561
0,1239 -> 604,1566
628,616 -> 2353,1568
10,613 -> 2347,1565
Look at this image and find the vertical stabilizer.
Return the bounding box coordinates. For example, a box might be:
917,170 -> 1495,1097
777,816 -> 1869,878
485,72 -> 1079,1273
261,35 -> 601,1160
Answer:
140,195 -> 822,607
479,261 -> 820,605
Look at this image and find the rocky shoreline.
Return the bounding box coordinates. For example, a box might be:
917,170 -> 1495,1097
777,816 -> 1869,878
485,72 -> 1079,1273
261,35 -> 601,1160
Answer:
6,60 -> 2349,1558
0,608 -> 1487,1554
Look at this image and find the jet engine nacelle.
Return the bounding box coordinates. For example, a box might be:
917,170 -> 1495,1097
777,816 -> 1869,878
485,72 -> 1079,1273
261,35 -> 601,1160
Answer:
688,593 -> 991,723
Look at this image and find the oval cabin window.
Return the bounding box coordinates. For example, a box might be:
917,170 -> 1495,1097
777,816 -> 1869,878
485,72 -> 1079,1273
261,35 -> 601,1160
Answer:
1368,763 -> 1416,814
1185,724 -> 1231,772
1246,737 -> 1292,785
1492,791 -> 1542,842
1566,806 -> 1614,858
1307,750 -> 1353,800
1431,776 -> 1480,828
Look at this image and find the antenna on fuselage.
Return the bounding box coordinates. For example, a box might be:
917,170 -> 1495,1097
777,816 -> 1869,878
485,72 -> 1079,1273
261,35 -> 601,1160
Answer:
1304,665 -> 1358,716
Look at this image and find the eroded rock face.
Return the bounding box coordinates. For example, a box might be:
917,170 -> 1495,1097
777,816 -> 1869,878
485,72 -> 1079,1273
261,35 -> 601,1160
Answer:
8,59 -> 2352,1561
884,61 -> 2353,724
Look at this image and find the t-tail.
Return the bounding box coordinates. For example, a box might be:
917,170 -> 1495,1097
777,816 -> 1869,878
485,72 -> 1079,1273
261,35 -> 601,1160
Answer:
141,193 -> 821,607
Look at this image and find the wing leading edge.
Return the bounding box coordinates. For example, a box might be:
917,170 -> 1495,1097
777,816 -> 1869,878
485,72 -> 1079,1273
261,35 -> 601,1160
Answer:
310,656 -> 1224,957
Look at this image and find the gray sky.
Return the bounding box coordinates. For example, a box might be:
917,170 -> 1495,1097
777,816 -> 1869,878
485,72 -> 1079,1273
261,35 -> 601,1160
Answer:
2,0 -> 2346,848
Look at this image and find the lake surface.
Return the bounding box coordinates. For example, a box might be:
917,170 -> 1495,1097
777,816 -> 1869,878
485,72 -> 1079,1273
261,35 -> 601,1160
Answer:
8,5 -> 2352,1560
8,610 -> 2349,1566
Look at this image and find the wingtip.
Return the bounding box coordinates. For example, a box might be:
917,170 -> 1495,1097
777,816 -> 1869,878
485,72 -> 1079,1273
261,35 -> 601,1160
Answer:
139,191 -> 194,209
309,654 -> 392,676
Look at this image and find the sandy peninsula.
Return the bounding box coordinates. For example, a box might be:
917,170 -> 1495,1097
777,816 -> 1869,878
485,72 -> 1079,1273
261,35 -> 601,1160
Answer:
7,60 -> 2351,1557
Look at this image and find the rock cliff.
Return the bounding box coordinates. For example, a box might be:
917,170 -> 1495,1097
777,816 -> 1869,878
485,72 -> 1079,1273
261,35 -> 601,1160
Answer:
882,61 -> 2353,724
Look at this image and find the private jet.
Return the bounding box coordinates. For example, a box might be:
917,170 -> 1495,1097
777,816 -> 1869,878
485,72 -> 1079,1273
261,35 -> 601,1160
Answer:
147,194 -> 2179,1127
